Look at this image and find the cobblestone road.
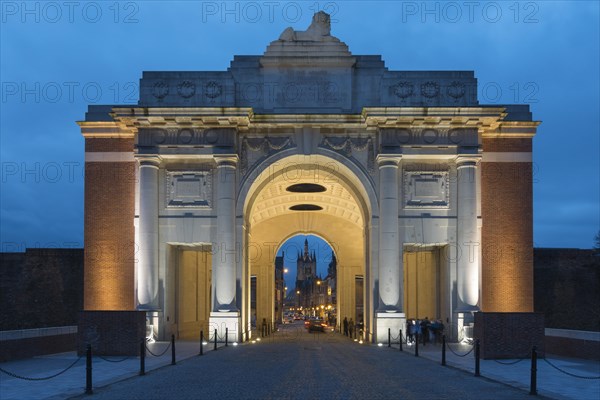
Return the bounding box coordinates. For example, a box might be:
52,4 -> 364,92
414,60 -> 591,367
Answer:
72,324 -> 539,400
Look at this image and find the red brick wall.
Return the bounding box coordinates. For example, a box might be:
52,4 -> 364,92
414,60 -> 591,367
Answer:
481,137 -> 534,312
84,138 -> 135,310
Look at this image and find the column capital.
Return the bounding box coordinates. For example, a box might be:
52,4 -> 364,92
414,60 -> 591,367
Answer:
215,155 -> 239,168
136,155 -> 162,167
455,155 -> 480,168
376,154 -> 401,168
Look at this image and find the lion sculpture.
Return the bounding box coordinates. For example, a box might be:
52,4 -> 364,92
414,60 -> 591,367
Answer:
278,11 -> 338,42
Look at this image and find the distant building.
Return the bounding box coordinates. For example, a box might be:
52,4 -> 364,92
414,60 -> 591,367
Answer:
294,239 -> 333,318
274,253 -> 285,323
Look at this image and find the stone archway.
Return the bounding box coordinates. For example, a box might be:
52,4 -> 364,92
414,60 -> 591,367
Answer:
238,153 -> 377,338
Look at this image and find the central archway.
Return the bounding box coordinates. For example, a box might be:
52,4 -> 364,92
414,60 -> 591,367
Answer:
237,152 -> 378,339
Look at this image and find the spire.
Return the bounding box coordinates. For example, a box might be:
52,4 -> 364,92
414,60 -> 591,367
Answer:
304,238 -> 309,258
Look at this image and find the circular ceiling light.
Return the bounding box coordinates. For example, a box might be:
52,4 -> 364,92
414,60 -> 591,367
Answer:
286,183 -> 326,193
289,204 -> 323,211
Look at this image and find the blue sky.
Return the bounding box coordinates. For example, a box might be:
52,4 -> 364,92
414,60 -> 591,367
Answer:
1,1 -> 599,255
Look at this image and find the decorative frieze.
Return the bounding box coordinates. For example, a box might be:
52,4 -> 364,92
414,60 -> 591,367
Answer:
239,135 -> 295,175
137,128 -> 235,147
166,170 -> 212,208
403,171 -> 450,208
319,135 -> 375,173
380,128 -> 478,147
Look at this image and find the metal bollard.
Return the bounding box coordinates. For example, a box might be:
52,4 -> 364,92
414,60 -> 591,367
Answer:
85,344 -> 93,394
388,328 -> 391,347
474,339 -> 480,377
200,330 -> 204,356
214,329 -> 218,351
171,334 -> 176,365
399,329 -> 403,352
225,328 -> 229,347
140,340 -> 146,376
415,333 -> 419,357
530,346 -> 538,395
442,335 -> 446,366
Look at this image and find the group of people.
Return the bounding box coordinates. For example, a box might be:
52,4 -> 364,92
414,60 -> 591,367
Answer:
342,317 -> 364,337
406,317 -> 445,345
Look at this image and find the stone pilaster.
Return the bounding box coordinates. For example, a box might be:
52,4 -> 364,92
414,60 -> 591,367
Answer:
213,155 -> 239,312
137,156 -> 161,309
456,156 -> 480,311
375,155 -> 404,343
377,155 -> 402,311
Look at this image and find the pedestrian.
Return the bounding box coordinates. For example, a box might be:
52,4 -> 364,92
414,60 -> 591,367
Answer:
357,319 -> 364,338
414,319 -> 422,344
407,319 -> 414,344
420,317 -> 430,346
349,318 -> 354,338
343,317 -> 349,336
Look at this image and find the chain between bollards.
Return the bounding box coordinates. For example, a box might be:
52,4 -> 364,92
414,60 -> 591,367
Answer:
139,340 -> 145,376
85,344 -> 93,395
415,333 -> 419,357
474,339 -> 481,377
171,334 -> 176,365
399,329 -> 403,352
441,335 -> 446,366
530,345 -> 538,395
214,329 -> 218,351
199,330 -> 204,356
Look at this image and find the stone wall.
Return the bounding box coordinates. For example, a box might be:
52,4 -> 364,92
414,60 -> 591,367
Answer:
545,329 -> 600,360
534,248 -> 600,332
0,249 -> 83,330
0,327 -> 77,362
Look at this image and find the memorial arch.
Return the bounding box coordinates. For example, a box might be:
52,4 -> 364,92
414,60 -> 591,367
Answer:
239,152 -> 376,337
78,12 -> 539,347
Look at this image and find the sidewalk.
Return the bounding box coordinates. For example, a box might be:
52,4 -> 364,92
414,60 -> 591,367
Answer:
1,335 -> 599,400
0,340 -> 227,400
389,340 -> 600,400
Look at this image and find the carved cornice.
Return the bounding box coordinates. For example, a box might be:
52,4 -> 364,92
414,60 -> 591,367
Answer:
81,107 -> 539,138
480,121 -> 541,139
110,107 -> 254,130
77,121 -> 136,138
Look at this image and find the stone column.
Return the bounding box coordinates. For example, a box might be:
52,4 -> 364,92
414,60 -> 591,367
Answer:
214,155 -> 238,311
137,156 -> 160,309
375,155 -> 404,343
456,156 -> 480,310
377,155 -> 401,311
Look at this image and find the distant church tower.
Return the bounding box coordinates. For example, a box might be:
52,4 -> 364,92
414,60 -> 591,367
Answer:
296,238 -> 316,282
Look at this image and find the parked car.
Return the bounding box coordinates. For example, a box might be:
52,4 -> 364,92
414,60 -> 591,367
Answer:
308,318 -> 326,332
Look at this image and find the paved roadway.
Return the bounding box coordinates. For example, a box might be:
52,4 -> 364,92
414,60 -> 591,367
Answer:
71,322 -> 538,400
